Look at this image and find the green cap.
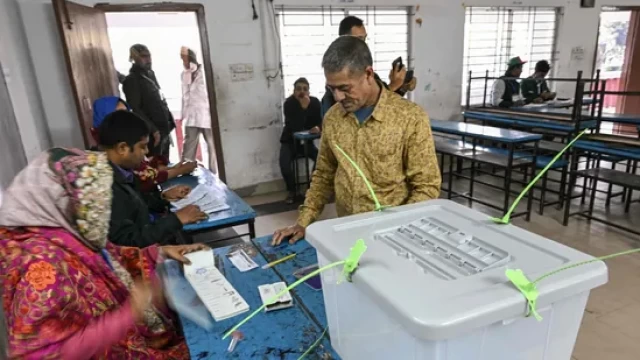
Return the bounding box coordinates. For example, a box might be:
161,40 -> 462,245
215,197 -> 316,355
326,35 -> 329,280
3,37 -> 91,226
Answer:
507,57 -> 527,67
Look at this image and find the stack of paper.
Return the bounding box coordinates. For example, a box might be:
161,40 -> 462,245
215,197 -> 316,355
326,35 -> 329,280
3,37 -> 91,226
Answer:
184,250 -> 249,321
258,282 -> 293,312
171,184 -> 230,214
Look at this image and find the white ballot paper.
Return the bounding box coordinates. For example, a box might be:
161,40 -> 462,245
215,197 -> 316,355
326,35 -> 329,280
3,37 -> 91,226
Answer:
184,250 -> 249,321
227,249 -> 258,272
171,185 -> 230,214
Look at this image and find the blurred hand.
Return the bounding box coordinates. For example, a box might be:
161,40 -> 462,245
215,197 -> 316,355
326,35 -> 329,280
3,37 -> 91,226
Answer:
153,131 -> 161,146
130,280 -> 154,322
161,243 -> 211,264
178,161 -> 198,175
176,205 -> 208,224
406,77 -> 417,92
388,64 -> 407,92
533,97 -> 544,104
272,224 -> 305,246
162,185 -> 191,201
309,126 -> 321,134
298,95 -> 311,110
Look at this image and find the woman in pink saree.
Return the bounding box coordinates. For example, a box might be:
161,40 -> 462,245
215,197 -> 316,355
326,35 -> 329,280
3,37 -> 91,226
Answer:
0,148 -> 206,359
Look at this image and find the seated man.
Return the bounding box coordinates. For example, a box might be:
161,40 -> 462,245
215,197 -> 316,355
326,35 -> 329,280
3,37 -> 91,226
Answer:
491,57 -> 527,108
273,36 -> 441,245
321,16 -> 417,117
521,60 -> 556,104
92,96 -> 196,197
97,110 -> 208,247
280,77 -> 322,204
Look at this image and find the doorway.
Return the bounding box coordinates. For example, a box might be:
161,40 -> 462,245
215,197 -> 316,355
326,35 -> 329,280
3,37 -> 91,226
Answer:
52,1 -> 226,181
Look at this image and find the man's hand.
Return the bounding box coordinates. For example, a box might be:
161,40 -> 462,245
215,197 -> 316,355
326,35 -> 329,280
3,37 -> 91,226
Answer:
542,92 -> 557,100
272,224 -> 305,246
178,161 -> 198,175
388,64 -> 407,92
153,131 -> 161,146
162,185 -> 191,201
161,243 -> 211,264
298,95 -> 311,110
175,205 -> 208,225
309,126 -> 321,134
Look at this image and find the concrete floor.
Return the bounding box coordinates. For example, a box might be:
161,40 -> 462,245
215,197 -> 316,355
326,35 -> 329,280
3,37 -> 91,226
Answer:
236,173 -> 640,360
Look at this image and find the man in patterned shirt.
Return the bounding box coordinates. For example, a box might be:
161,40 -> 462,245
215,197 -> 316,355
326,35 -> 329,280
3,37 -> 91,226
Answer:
272,36 -> 441,246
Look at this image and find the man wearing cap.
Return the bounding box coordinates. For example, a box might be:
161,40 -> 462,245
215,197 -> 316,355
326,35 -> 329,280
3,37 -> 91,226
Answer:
521,60 -> 556,104
491,57 -> 526,108
123,44 -> 176,157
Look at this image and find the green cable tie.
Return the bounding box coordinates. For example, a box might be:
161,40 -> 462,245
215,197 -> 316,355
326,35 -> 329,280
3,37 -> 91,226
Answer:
506,247 -> 640,321
297,327 -> 328,360
223,240 -> 368,339
334,144 -> 384,211
339,239 -> 368,284
492,128 -> 588,225
222,260 -> 345,339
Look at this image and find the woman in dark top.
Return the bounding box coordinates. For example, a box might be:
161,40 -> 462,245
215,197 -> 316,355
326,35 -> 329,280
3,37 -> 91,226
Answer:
280,78 -> 322,204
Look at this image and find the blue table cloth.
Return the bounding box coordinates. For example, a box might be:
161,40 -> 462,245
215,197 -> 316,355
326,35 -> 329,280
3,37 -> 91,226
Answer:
166,241 -> 339,359
163,168 -> 256,232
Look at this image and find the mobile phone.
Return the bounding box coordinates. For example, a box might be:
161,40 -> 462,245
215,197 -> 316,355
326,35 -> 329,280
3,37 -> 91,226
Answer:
405,69 -> 414,84
392,56 -> 404,70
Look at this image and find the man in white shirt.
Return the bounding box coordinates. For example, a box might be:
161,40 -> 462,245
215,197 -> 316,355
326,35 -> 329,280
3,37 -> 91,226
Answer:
491,57 -> 526,108
180,46 -> 217,174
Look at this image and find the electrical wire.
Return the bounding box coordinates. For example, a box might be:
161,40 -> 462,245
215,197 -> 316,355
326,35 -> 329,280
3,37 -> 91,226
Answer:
266,0 -> 282,80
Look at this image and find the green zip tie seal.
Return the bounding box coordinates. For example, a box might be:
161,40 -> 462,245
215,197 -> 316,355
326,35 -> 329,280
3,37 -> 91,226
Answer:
492,129 -> 588,225
507,248 -> 640,321
223,240 -> 368,339
334,144 -> 384,211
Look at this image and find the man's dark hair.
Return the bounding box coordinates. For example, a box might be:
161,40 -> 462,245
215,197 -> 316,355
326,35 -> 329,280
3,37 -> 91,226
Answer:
294,77 -> 309,87
322,36 -> 372,75
339,16 -> 364,36
98,110 -> 150,149
535,60 -> 551,73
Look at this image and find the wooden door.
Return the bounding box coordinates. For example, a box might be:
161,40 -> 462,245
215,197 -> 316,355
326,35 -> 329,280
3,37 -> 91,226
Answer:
52,0 -> 118,148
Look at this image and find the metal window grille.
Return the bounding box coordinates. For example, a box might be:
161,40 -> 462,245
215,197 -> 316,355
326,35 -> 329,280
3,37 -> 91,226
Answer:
276,6 -> 410,100
462,6 -> 560,106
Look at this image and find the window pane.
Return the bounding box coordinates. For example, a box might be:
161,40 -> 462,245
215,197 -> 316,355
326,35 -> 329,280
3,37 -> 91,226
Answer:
461,6 -> 559,106
278,6 -> 408,100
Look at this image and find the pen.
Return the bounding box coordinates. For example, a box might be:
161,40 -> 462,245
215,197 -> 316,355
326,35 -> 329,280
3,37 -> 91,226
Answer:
261,253 -> 296,269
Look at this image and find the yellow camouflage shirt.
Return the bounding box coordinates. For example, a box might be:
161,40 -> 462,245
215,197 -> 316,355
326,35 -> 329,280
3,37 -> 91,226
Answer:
297,87 -> 441,227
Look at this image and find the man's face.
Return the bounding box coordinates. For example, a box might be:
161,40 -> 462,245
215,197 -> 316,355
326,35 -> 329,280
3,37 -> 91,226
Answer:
349,25 -> 367,41
116,136 -> 149,169
181,53 -> 190,69
512,65 -> 523,78
293,82 -> 309,99
135,50 -> 152,70
325,66 -> 376,113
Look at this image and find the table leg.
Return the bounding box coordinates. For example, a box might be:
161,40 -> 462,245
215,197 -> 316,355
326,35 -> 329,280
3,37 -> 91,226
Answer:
563,148 -> 580,226
248,220 -> 256,239
503,143 -> 514,215
304,139 -> 311,193
293,142 -> 299,198
527,141 -> 538,221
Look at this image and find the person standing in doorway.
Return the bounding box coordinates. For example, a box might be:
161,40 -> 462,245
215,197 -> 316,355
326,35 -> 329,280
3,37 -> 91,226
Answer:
180,47 -> 217,174
123,44 -> 176,158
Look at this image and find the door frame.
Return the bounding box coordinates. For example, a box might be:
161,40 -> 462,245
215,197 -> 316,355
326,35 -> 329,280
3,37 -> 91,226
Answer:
95,2 -> 227,182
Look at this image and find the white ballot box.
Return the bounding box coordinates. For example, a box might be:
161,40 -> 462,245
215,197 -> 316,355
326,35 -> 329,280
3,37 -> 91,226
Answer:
306,199 -> 607,360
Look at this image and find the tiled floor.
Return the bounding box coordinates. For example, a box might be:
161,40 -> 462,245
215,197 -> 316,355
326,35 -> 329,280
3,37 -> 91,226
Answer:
236,175 -> 640,359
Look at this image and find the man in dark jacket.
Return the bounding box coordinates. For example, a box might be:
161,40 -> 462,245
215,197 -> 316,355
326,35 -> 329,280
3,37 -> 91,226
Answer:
280,77 -> 322,204
321,16 -> 416,117
521,60 -> 556,104
97,110 -> 207,247
491,57 -> 526,108
123,44 -> 176,157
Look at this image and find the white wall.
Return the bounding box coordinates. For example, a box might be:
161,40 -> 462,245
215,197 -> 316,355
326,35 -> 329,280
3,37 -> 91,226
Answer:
6,0 -> 640,190
0,0 -> 52,160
